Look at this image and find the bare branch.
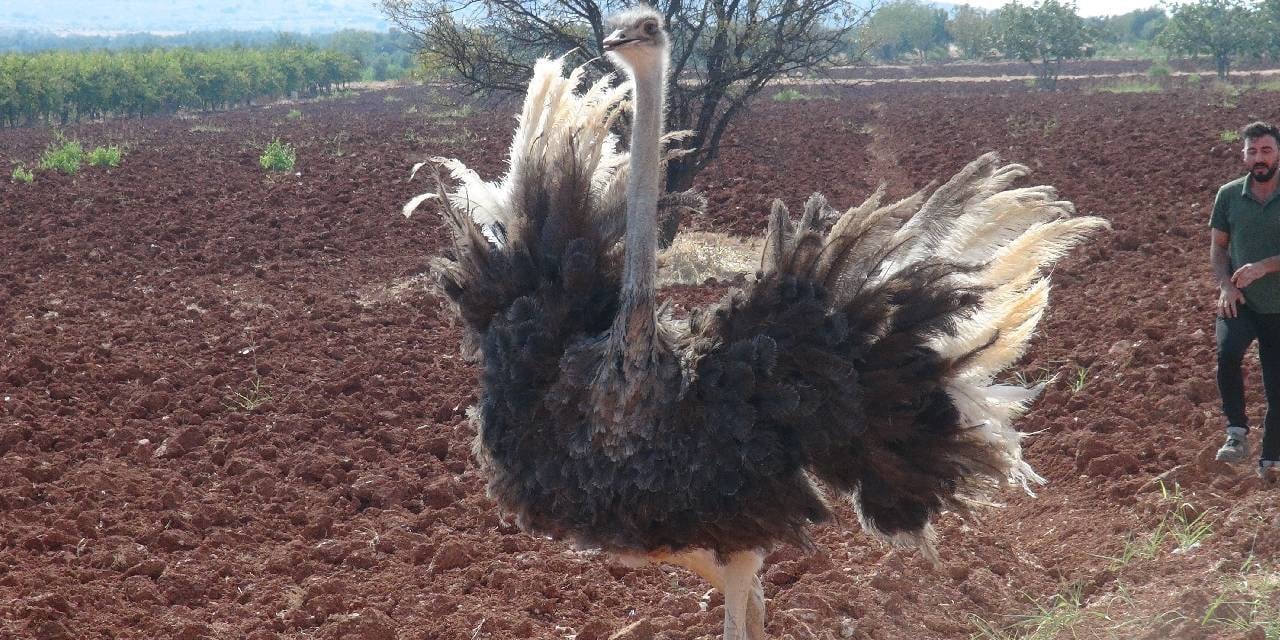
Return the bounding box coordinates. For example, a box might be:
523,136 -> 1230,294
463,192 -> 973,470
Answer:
381,0 -> 871,189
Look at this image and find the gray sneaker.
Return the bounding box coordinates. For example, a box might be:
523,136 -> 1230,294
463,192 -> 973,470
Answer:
1216,426 -> 1250,463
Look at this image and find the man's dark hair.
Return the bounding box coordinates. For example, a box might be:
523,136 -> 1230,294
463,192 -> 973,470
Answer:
1241,121 -> 1280,144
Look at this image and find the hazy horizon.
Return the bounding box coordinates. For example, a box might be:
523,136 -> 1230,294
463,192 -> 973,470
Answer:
0,0 -> 392,34
1,0 -> 1182,36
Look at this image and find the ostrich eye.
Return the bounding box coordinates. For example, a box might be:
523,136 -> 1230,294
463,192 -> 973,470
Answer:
643,21 -> 658,35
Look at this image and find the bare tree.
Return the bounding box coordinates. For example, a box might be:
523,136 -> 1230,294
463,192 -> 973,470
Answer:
382,0 -> 871,192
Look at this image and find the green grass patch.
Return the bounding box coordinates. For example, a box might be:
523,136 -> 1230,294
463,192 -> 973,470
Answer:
1158,481 -> 1214,553
771,88 -> 811,102
87,145 -> 122,168
1094,79 -> 1162,94
426,102 -> 475,120
286,109 -> 303,120
10,163 -> 34,184
259,139 -> 297,172
1104,520 -> 1168,570
190,124 -> 228,133
39,136 -> 83,175
970,585 -> 1090,640
1221,129 -> 1242,143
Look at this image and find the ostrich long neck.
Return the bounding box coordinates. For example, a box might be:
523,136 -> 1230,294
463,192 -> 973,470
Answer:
618,53 -> 667,334
594,50 -> 670,447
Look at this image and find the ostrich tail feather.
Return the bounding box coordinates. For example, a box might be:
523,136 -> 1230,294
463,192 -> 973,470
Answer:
748,152 -> 1106,558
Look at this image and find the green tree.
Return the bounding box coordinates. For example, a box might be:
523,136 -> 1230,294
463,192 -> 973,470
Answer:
1160,0 -> 1256,80
947,4 -> 997,59
866,0 -> 949,62
998,0 -> 1092,90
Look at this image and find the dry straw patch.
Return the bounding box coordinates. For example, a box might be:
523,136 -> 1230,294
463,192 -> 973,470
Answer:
657,231 -> 763,287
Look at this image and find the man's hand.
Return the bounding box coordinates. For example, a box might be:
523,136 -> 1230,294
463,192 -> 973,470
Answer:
1232,261 -> 1273,289
1220,283 -> 1246,318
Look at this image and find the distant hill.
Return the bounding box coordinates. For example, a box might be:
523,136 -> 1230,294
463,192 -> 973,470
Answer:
0,0 -> 391,34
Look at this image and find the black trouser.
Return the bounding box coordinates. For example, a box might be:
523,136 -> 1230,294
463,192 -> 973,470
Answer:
1217,306 -> 1280,461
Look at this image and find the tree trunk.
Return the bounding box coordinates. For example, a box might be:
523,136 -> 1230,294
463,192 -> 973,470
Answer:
1216,54 -> 1229,80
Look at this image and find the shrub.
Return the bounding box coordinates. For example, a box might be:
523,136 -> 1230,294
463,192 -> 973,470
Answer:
11,163 -> 34,183
87,145 -> 123,168
771,88 -> 809,102
1148,60 -> 1171,79
39,136 -> 83,175
1186,73 -> 1202,85
286,109 -> 303,120
1094,80 -> 1162,94
259,139 -> 297,172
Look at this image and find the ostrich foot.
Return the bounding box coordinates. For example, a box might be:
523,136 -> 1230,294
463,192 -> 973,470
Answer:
660,548 -> 767,640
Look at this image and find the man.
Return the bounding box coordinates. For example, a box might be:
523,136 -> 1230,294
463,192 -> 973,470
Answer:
1212,121 -> 1280,480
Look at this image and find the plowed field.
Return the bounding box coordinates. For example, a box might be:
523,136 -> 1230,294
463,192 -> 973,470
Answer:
4,76 -> 1280,640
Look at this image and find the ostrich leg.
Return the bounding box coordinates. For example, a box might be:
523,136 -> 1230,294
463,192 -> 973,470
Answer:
722,550 -> 767,640
666,549 -> 766,640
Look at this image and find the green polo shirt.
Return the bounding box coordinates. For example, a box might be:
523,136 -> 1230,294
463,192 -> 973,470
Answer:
1211,175 -> 1280,313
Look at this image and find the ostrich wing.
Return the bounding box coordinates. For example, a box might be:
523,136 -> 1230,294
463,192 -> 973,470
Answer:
419,56 -> 703,351
687,154 -> 1108,558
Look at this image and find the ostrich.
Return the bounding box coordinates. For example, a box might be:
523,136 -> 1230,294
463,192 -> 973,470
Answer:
406,6 -> 1107,638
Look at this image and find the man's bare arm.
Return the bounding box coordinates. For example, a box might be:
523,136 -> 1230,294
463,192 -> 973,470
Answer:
1214,229 -> 1246,317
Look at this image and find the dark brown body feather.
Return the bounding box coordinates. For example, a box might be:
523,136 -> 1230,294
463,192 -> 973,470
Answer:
433,149 -> 1016,556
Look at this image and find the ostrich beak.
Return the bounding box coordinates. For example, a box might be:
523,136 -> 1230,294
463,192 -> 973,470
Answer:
602,29 -> 633,51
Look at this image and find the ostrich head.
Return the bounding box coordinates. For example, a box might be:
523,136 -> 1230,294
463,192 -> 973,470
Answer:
602,5 -> 668,75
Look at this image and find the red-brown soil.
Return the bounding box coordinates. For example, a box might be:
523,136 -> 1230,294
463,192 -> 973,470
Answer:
3,77 -> 1280,640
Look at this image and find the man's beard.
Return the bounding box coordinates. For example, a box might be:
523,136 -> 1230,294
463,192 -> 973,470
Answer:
1254,162 -> 1278,182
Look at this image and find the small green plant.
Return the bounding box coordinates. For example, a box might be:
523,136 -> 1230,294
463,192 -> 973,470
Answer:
1157,482 -> 1213,553
383,94 -> 401,102
226,377 -> 272,412
10,163 -> 34,183
772,88 -> 810,102
1186,72 -> 1202,85
39,135 -> 84,175
87,145 -> 122,168
443,103 -> 475,118
259,139 -> 297,172
1068,366 -> 1088,393
1105,521 -> 1168,570
1010,367 -> 1054,388
1221,129 -> 1242,143
1211,81 -> 1240,108
329,131 -> 349,157
1148,60 -> 1172,79
286,109 -> 303,120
